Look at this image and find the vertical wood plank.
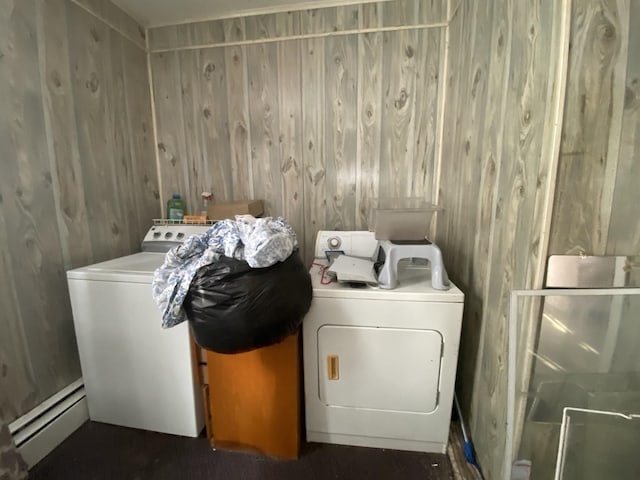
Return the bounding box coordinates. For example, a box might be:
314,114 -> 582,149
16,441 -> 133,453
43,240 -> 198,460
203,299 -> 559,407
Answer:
245,41 -> 282,215
224,18 -> 252,200
379,28 -> 419,198
151,50 -> 191,212
381,0 -> 447,26
38,0 -> 93,269
477,2 -> 558,478
122,43 -> 161,230
324,31 -> 358,230
301,25 -> 326,264
245,11 -> 300,41
607,0 -> 640,255
107,29 -> 137,251
411,27 -> 441,200
357,3 -> 383,229
278,39 -> 305,259
178,48 -> 208,213
198,47 -> 234,202
0,220 -> 37,418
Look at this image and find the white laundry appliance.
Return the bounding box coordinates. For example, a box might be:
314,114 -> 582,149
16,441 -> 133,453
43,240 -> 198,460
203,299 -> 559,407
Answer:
67,224 -> 208,437
303,230 -> 464,453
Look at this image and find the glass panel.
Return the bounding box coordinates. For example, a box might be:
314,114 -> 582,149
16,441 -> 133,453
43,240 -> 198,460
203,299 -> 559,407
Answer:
556,409 -> 640,480
510,292 -> 640,480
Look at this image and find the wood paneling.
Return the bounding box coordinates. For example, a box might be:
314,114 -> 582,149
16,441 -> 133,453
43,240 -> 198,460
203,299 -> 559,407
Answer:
607,0 -> 640,254
71,0 -> 146,49
150,0 -> 444,264
148,1 -> 447,52
441,0 -> 639,478
549,0 -> 631,256
436,0 -> 565,478
0,0 -> 157,423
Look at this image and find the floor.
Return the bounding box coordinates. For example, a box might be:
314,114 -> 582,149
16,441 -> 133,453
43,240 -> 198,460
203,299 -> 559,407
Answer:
29,422 -> 454,480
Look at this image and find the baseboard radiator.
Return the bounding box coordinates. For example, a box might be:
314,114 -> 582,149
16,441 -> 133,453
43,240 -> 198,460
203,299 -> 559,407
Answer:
8,378 -> 89,468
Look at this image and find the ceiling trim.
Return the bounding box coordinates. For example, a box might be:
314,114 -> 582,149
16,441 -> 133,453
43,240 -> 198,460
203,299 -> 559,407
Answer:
112,0 -> 391,28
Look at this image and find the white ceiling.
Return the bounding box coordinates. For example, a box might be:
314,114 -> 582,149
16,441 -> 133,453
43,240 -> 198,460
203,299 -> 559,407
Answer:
111,0 -> 387,27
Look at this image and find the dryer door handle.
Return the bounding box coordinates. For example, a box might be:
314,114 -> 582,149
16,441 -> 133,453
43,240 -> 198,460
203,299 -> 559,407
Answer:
327,355 -> 340,380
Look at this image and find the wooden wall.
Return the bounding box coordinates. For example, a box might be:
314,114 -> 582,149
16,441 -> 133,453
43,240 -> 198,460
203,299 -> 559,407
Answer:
148,0 -> 448,262
436,0 -> 565,478
549,0 -> 640,257
0,0 -> 157,422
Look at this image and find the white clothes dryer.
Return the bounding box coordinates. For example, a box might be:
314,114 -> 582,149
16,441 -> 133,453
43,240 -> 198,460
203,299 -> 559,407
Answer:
303,231 -> 464,453
67,224 -> 209,437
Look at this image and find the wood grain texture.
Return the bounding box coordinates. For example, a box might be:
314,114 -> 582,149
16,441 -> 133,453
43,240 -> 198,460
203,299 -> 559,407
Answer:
71,0 -> 146,49
477,1 -> 557,477
436,0 -> 565,478
151,50 -> 191,210
301,33 -> 326,264
0,0 -> 81,416
150,1 -> 447,265
198,47 -> 234,202
380,0 -> 447,27
206,332 -> 300,459
549,0 -> 629,256
0,0 -> 155,423
68,4 -> 127,260
38,0 -> 94,269
356,13 -> 383,228
436,0 -> 498,430
607,0 -> 640,255
224,18 -> 253,200
324,33 -> 358,231
245,11 -> 301,41
246,41 -> 282,215
148,0 -> 446,52
277,39 -> 305,259
178,48 -> 215,213
121,43 -> 161,231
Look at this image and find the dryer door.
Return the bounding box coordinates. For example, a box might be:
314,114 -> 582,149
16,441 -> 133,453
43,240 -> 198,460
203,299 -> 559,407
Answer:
317,325 -> 442,413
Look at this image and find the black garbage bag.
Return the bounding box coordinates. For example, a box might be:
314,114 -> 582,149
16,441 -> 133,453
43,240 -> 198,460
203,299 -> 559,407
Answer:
184,251 -> 312,353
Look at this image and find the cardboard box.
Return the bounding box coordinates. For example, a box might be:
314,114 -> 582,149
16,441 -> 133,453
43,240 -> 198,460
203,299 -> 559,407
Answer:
207,200 -> 263,220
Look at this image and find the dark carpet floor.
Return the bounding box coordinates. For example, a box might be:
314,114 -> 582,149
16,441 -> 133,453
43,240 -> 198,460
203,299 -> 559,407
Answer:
29,422 -> 454,480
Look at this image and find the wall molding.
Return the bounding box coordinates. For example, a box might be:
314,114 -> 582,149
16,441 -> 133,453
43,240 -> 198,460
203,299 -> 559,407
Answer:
149,22 -> 448,54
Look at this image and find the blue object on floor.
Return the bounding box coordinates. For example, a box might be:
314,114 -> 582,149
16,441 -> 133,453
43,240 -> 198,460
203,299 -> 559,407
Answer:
454,393 -> 485,480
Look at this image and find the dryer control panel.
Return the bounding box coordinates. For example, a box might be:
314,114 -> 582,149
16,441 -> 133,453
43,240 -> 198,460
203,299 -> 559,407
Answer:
315,230 -> 378,259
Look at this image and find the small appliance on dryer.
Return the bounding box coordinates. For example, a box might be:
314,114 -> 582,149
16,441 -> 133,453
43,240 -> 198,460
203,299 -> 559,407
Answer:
67,223 -> 210,437
303,230 -> 464,453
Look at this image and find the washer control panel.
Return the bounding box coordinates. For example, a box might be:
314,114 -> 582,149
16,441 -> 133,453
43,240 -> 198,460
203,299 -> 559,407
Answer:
141,225 -> 211,252
315,230 -> 378,259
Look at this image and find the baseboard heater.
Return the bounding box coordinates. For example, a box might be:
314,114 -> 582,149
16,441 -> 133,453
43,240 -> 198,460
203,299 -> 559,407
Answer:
8,378 -> 89,468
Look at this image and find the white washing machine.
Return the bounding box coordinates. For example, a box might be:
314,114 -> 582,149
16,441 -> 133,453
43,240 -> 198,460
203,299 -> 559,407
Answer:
303,231 -> 464,453
67,224 -> 208,437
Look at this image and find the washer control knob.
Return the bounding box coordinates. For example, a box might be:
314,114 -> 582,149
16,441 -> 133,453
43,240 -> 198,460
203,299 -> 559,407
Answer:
176,232 -> 185,240
153,232 -> 161,239
164,232 -> 173,239
328,236 -> 341,249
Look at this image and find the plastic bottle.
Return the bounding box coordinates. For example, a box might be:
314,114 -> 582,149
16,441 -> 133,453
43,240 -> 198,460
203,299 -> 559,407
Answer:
167,193 -> 186,220
201,192 -> 213,217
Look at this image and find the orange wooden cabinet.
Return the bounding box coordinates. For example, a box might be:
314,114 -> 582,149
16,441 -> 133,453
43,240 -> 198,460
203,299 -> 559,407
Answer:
204,331 -> 301,459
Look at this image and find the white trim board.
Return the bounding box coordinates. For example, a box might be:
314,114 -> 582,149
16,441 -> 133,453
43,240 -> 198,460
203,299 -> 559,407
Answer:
9,379 -> 89,469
